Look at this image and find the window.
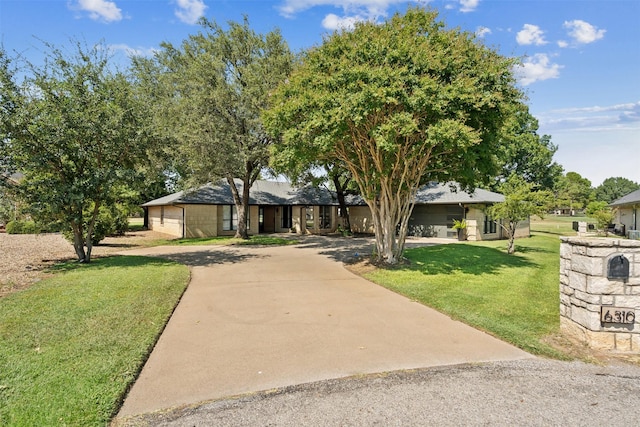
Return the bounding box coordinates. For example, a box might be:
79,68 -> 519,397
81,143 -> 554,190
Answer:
319,206 -> 331,229
282,206 -> 292,229
160,206 -> 165,225
484,214 -> 497,234
222,205 -> 238,231
305,206 -> 314,229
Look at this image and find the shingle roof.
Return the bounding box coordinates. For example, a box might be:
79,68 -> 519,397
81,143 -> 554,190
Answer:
142,179 -> 338,207
610,189 -> 640,207
143,180 -> 504,207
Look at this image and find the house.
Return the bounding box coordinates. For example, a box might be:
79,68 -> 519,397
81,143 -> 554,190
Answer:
610,189 -> 640,239
143,180 -> 526,241
347,182 -> 529,241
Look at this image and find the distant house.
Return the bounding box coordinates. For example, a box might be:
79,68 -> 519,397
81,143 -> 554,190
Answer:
143,180 -> 527,241
610,189 -> 640,238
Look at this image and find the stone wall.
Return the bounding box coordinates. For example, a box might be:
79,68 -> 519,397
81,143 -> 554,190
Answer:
560,237 -> 640,352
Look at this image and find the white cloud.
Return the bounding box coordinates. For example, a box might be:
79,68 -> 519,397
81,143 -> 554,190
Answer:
537,102 -> 640,132
475,26 -> 491,38
516,24 -> 547,46
514,53 -> 562,86
322,13 -> 365,30
174,0 -> 207,25
73,0 -> 123,22
563,19 -> 606,45
459,0 -> 479,13
557,40 -> 569,48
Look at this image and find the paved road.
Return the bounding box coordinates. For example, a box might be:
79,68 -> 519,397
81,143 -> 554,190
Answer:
117,358 -> 640,426
112,236 -> 640,426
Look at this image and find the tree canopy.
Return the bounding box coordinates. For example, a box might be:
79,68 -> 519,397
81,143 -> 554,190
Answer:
554,171 -> 594,213
134,17 -> 293,238
594,177 -> 639,204
264,8 -> 524,264
1,42 -> 152,262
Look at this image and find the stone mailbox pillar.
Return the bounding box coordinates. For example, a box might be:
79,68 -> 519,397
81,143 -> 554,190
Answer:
559,237 -> 640,352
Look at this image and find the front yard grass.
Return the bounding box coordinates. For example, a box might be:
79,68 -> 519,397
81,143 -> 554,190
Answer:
0,256 -> 190,426
364,233 -> 566,358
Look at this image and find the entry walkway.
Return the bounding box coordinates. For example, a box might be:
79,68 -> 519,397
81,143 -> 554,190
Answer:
116,237 -> 532,419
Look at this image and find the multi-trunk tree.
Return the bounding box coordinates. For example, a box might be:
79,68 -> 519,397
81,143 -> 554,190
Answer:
134,18 -> 293,239
264,8 -> 524,264
1,42 -> 152,262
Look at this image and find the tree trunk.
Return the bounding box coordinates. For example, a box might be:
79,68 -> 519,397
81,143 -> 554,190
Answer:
507,221 -> 516,254
83,201 -> 101,263
332,173 -> 351,232
71,220 -> 87,262
227,176 -> 249,239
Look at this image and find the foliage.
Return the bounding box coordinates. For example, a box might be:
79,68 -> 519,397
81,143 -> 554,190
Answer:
487,175 -> 552,254
553,171 -> 594,213
594,177 -> 639,204
61,203 -> 129,245
492,104 -> 563,191
134,17 -> 293,239
452,218 -> 467,230
5,220 -> 39,234
364,234 -> 566,358
1,41 -> 152,262
585,201 -> 615,234
0,256 -> 190,425
264,8 -> 523,264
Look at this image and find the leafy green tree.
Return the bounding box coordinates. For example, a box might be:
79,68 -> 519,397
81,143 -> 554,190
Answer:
585,201 -> 616,235
554,172 -> 594,214
594,177 -> 639,204
134,17 -> 293,239
487,175 -> 552,254
1,41 -> 152,262
493,104 -> 563,190
264,8 -> 523,264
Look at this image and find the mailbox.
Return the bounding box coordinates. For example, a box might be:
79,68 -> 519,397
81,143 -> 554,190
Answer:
607,254 -> 629,280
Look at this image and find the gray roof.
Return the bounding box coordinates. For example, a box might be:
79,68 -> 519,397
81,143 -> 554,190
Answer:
144,180 -> 504,208
142,180 -> 338,207
610,189 -> 640,207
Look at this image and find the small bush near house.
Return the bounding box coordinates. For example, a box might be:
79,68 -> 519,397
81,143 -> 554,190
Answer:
5,220 -> 40,234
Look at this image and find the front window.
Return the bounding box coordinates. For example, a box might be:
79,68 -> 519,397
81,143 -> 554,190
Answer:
319,206 -> 331,229
282,206 -> 292,229
484,214 -> 497,234
223,205 -> 238,231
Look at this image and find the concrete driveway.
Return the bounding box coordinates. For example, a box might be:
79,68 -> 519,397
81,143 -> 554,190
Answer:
116,236 -> 532,419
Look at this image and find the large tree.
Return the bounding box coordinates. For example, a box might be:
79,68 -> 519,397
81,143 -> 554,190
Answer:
264,8 -> 523,264
493,104 -> 563,191
554,171 -> 594,214
595,177 -> 639,204
134,17 -> 293,239
1,42 -> 151,262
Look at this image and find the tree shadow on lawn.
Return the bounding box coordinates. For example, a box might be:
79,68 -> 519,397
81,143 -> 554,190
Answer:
403,244 -> 536,276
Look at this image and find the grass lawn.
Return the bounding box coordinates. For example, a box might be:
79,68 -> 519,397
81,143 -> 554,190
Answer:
363,233 -> 567,358
530,215 -> 593,236
0,256 -> 190,426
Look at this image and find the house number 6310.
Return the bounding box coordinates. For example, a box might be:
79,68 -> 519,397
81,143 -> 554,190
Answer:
601,308 -> 636,324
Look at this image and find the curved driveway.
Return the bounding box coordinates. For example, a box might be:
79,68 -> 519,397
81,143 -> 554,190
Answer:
116,237 -> 532,419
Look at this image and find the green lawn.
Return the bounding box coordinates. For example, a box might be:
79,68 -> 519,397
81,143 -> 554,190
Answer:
530,215 -> 593,236
364,233 -> 566,358
0,256 -> 190,426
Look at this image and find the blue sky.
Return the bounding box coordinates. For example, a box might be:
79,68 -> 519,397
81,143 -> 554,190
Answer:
1,0 -> 638,187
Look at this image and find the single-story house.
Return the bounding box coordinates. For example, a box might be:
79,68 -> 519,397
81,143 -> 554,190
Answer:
610,189 -> 640,239
143,180 -> 529,241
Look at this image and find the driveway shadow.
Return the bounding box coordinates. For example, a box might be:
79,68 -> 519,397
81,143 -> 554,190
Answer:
143,248 -> 267,267
293,235 -> 376,263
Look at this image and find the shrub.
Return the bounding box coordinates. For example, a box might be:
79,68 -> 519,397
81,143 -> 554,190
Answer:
6,220 -> 40,234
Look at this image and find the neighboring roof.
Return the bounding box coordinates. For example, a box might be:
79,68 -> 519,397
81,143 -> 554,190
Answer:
142,179 -> 338,207
610,189 -> 640,207
144,180 -> 504,207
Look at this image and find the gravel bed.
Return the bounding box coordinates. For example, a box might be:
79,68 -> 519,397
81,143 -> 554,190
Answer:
0,231 -> 171,296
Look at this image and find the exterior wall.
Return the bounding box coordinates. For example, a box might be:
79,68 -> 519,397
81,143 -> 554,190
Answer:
147,205 -> 183,238
349,206 -> 374,234
185,204 -> 218,238
615,206 -> 638,235
559,237 -> 640,353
